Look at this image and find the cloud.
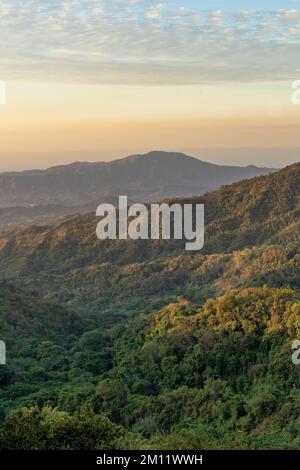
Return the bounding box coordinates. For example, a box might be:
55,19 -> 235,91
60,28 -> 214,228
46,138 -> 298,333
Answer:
276,9 -> 300,20
145,2 -> 164,19
211,10 -> 225,24
0,1 -> 300,85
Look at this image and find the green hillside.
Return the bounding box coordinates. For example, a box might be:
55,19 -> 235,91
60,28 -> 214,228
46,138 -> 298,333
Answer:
0,163 -> 300,449
0,164 -> 299,329
1,161 -> 300,266
0,286 -> 299,449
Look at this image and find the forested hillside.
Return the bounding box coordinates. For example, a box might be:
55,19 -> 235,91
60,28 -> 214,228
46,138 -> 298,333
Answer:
0,162 -> 300,317
0,286 -> 299,449
0,163 -> 299,449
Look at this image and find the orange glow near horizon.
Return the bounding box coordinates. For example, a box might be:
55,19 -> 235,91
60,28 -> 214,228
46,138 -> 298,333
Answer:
0,80 -> 300,170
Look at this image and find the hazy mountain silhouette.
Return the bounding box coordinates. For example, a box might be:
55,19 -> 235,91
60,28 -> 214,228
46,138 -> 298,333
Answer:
0,161 -> 298,282
0,151 -> 274,211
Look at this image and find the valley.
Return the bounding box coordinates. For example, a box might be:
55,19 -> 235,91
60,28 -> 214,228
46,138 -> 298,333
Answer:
0,160 -> 299,449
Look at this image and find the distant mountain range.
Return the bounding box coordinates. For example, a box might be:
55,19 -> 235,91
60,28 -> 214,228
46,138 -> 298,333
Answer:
0,161 -> 298,297
1,161 -> 300,449
0,151 -> 275,228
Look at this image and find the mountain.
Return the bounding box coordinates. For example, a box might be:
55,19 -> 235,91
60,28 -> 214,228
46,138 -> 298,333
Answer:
0,161 -> 300,449
0,162 -> 299,317
0,151 -> 274,213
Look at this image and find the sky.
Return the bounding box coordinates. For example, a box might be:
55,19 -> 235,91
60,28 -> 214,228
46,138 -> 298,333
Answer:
174,1 -> 300,9
1,0 -> 300,170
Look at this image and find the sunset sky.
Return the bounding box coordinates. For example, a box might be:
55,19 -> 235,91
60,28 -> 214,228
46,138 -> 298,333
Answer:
1,0 -> 300,170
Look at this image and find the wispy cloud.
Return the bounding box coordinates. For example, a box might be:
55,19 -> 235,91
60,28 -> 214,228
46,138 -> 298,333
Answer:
0,0 -> 300,84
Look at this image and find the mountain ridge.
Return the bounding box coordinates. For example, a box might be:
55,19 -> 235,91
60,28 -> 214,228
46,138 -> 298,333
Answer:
1,160 -> 300,450
0,151 -> 275,212
0,161 -> 299,317
0,161 -> 299,265
0,151 -> 274,176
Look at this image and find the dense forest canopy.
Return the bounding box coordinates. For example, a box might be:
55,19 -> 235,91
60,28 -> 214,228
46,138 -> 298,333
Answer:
0,163 -> 300,449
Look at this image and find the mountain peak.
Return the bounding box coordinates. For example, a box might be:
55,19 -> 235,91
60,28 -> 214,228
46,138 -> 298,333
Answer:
0,151 -> 276,226
143,150 -> 189,158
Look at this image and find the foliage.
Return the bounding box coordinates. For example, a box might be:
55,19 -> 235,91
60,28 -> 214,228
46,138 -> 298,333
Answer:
1,164 -> 300,449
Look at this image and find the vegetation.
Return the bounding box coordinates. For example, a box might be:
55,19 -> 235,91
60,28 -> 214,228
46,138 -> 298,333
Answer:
0,163 -> 300,449
0,285 -> 299,449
